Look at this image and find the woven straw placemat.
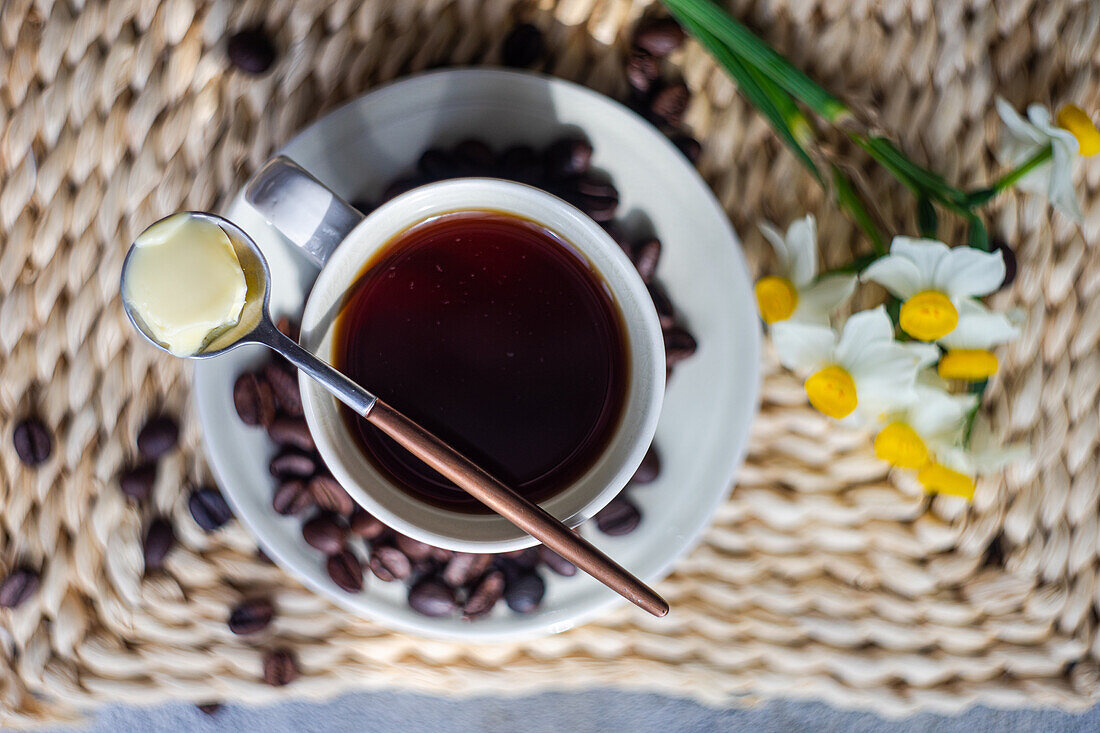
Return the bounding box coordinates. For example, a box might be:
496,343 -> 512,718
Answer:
2,0 -> 1099,726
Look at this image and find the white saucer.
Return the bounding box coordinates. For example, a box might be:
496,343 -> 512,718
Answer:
193,69 -> 760,641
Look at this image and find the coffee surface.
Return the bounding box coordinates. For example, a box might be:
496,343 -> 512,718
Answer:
336,211 -> 627,513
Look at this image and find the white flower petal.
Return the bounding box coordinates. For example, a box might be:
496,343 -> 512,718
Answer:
891,237 -> 951,283
758,221 -> 793,277
770,321 -> 836,374
1047,135 -> 1084,223
996,97 -> 1048,158
933,247 -> 1006,299
905,342 -> 942,370
785,215 -> 818,287
862,255 -> 923,299
851,347 -> 922,410
792,275 -> 857,324
834,306 -> 894,367
909,383 -> 976,439
938,299 -> 1019,349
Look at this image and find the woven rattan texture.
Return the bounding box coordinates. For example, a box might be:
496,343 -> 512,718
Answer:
1,0 -> 1099,725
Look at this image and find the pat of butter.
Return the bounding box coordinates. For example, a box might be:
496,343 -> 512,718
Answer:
124,214 -> 248,356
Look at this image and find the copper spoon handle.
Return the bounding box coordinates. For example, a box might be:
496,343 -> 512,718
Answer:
366,401 -> 668,617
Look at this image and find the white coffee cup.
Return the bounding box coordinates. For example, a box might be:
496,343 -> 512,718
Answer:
246,158 -> 664,552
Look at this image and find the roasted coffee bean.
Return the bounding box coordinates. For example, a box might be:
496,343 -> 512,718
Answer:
561,175 -> 619,222
625,49 -> 661,95
631,238 -> 661,282
452,139 -> 496,174
256,547 -> 275,564
302,513 -> 347,554
633,17 -> 686,58
263,363 -> 303,417
143,517 -> 175,571
234,372 -> 276,427
545,138 -> 593,179
12,418 -> 51,466
498,145 -> 542,183
349,509 -> 386,540
649,81 -> 690,127
664,325 -> 698,365
262,648 -> 298,687
463,570 -> 505,619
0,568 -> 39,608
504,571 -> 545,614
501,22 -> 545,68
267,416 -> 315,451
394,534 -> 435,563
416,148 -> 456,180
595,496 -> 641,536
407,576 -> 457,617
189,487 -> 233,531
197,703 -> 222,716
669,133 -> 702,164
647,282 -> 676,328
369,545 -> 411,582
119,463 -> 156,502
272,479 -> 314,515
632,446 -> 661,484
500,546 -> 540,569
137,415 -> 179,459
309,475 -> 354,515
228,598 -> 275,635
442,552 -> 493,588
269,450 -> 316,479
227,28 -> 276,75
274,317 -> 300,341
994,240 -> 1018,290
537,546 -> 577,577
382,177 -> 422,202
326,549 -> 364,593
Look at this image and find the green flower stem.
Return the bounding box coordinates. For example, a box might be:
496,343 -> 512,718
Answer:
967,144 -> 1053,206
831,167 -> 887,254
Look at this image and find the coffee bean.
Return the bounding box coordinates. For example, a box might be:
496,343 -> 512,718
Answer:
0,568 -> 39,608
269,450 -> 316,479
262,363 -> 303,417
302,513 -> 347,554
309,475 -> 354,515
267,416 -> 315,451
12,418 -> 51,466
452,139 -> 496,174
417,148 -> 457,180
272,479 -> 314,516
442,552 -> 493,588
664,325 -> 698,365
595,496 -> 641,536
119,463 -> 156,502
188,487 -> 233,531
498,145 -> 542,183
227,28 -> 276,75
395,534 -> 435,563
143,517 -> 175,571
632,445 -> 661,484
537,546 -> 577,577
274,317 -> 300,342
407,577 -> 457,617
382,177 -> 422,202
137,416 -> 179,459
349,509 -> 386,540
256,547 -> 275,564
545,138 -> 593,179
625,49 -> 661,94
501,22 -> 544,68
647,283 -> 676,328
560,175 -> 619,222
326,549 -> 363,593
369,545 -> 411,582
601,221 -> 633,255
504,571 -> 545,614
633,17 -> 686,58
228,598 -> 275,635
262,648 -> 298,687
197,703 -> 222,716
649,81 -> 690,127
234,373 -> 275,427
631,238 -> 661,282
500,547 -> 540,570
994,240 -> 1017,289
463,570 -> 505,619
669,133 -> 702,164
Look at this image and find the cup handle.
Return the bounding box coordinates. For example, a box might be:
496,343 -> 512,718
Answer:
244,156 -> 364,269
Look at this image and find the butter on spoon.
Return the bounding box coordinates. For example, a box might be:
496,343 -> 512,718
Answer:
122,213 -> 248,356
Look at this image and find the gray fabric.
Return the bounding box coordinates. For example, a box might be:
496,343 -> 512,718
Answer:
42,691 -> 1100,732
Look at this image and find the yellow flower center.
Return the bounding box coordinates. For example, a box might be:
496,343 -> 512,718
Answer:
917,462 -> 976,500
873,422 -> 929,469
899,291 -> 958,342
755,276 -> 798,324
937,349 -> 999,381
1057,104 -> 1100,157
805,365 -> 858,419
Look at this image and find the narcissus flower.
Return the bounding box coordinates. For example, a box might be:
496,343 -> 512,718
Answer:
862,237 -> 1005,342
771,306 -> 937,420
936,300 -> 1019,381
754,215 -> 856,325
923,415 -> 1028,500
995,98 -> 1095,222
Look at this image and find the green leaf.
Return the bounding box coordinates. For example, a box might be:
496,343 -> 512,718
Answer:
917,197 -> 938,238
967,216 -> 990,251
831,167 -> 887,254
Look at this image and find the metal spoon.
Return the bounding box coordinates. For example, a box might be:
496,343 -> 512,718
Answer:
120,212 -> 669,618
